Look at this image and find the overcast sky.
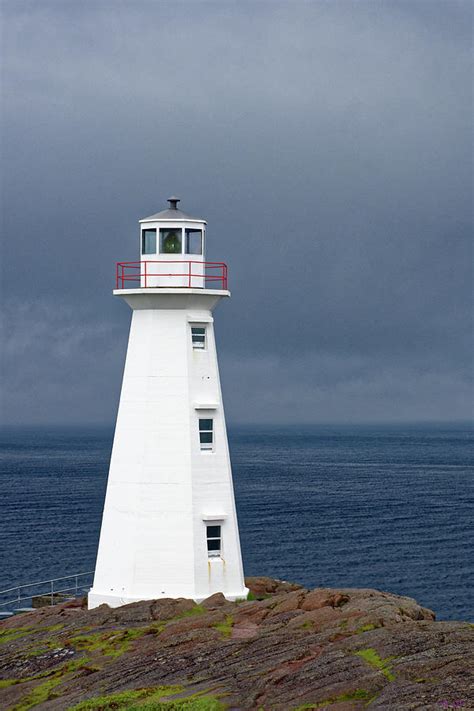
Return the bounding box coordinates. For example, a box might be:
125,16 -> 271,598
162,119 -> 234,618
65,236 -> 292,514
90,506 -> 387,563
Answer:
1,0 -> 472,425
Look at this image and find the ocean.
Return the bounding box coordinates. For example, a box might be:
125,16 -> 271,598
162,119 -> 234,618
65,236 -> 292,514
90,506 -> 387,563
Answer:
0,424 -> 472,621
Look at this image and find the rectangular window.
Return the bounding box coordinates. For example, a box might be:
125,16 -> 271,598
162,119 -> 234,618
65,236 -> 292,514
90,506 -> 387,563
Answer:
199,418 -> 213,450
206,524 -> 221,557
185,229 -> 203,255
160,228 -> 182,254
141,229 -> 156,255
191,326 -> 206,350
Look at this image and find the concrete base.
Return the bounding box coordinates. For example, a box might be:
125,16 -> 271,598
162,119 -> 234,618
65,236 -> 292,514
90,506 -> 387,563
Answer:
88,587 -> 249,609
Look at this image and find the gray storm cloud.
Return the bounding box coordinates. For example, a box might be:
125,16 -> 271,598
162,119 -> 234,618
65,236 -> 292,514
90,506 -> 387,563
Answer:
1,0 -> 472,425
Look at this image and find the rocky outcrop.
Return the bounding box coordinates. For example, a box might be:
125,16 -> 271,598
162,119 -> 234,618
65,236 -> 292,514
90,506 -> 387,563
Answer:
0,578 -> 472,710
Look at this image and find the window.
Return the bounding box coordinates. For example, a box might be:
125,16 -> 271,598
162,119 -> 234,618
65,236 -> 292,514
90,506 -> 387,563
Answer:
191,326 -> 206,350
160,228 -> 182,254
199,418 -> 213,450
206,524 -> 221,557
185,229 -> 203,255
142,229 -> 156,255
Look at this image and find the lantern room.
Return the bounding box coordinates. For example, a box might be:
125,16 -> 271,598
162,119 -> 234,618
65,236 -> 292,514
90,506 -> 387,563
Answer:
138,197 -> 206,287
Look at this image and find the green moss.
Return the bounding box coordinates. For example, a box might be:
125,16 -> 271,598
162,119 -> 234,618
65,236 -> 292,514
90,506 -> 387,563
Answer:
68,628 -> 146,658
292,689 -> 372,709
246,591 -> 271,601
137,697 -> 226,710
212,615 -> 234,638
177,605 -> 205,619
0,678 -> 18,689
10,676 -> 64,711
68,686 -> 194,711
0,623 -> 65,649
354,648 -> 395,681
298,620 -> 313,630
0,627 -> 34,645
355,624 -> 378,634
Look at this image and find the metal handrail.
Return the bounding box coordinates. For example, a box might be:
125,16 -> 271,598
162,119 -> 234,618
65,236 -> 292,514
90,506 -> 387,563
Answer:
0,571 -> 94,609
115,260 -> 228,290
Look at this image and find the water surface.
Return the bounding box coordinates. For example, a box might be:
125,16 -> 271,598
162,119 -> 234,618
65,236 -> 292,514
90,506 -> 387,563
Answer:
0,424 -> 472,620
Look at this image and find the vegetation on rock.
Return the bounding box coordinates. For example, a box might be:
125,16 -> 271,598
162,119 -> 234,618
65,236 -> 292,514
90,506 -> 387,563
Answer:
0,577 -> 471,710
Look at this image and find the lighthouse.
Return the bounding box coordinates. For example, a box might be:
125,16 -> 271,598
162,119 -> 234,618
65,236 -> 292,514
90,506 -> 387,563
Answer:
88,198 -> 248,608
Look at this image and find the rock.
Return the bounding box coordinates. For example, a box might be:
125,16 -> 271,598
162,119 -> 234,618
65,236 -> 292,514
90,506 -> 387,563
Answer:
150,598 -> 197,621
0,577 -> 471,711
268,590 -> 305,616
245,576 -> 303,598
300,589 -> 336,611
201,592 -> 227,608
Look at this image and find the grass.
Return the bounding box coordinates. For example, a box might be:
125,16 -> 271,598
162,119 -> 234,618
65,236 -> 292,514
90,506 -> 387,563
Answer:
0,623 -> 65,648
10,676 -> 64,711
0,658 -> 92,694
354,648 -> 395,681
355,624 -> 378,634
0,627 -> 34,645
5,658 -> 94,710
212,616 -> 234,638
67,686 -> 226,710
68,628 -> 146,658
292,689 -> 372,709
177,605 -> 205,619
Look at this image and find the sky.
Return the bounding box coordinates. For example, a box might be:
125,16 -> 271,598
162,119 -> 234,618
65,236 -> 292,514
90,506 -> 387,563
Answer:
1,0 -> 472,425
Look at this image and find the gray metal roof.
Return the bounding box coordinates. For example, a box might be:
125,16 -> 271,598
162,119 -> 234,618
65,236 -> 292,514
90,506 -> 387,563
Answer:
140,197 -> 205,223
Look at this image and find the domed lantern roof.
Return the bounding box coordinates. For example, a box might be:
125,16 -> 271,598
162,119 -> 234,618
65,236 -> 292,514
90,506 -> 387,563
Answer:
139,197 -> 206,224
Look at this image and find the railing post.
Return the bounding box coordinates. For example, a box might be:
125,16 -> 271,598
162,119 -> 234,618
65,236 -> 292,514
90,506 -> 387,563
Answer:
144,260 -> 147,288
188,261 -> 192,288
50,580 -> 54,606
75,575 -> 78,596
116,263 -> 118,289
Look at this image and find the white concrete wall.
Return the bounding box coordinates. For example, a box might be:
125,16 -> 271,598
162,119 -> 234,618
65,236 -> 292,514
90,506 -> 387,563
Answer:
89,289 -> 247,608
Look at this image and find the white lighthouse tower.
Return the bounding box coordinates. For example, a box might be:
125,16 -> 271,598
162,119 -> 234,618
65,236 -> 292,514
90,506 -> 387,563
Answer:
88,197 -> 248,609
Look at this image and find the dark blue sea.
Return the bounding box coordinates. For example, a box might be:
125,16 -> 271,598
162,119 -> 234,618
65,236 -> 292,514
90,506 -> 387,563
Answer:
0,424 -> 472,621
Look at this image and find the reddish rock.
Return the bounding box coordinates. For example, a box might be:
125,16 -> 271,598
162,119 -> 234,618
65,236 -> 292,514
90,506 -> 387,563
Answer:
231,621 -> 259,640
300,589 -> 336,611
268,590 -> 305,616
150,598 -> 197,621
0,577 -> 471,711
201,592 -> 227,609
245,576 -> 303,598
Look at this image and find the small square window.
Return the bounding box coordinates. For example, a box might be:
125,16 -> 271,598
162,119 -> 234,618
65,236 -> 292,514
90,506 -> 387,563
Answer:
206,524 -> 221,557
160,228 -> 182,254
142,229 -> 156,255
191,326 -> 206,350
199,418 -> 213,450
185,229 -> 203,255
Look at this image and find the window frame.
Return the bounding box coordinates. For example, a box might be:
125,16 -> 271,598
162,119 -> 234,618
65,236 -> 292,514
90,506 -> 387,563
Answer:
206,523 -> 222,558
141,228 -> 157,255
185,228 -> 203,255
191,326 -> 206,350
199,418 -> 214,451
159,227 -> 183,254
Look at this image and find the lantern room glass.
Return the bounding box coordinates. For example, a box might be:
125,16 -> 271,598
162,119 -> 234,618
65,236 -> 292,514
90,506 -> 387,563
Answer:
185,229 -> 203,255
159,228 -> 182,254
141,229 -> 157,255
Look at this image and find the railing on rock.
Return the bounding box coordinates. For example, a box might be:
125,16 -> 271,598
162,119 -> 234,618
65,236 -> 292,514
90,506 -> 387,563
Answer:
0,571 -> 94,610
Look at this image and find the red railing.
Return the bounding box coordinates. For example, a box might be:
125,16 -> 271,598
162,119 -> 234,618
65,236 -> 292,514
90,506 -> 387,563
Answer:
115,260 -> 228,290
